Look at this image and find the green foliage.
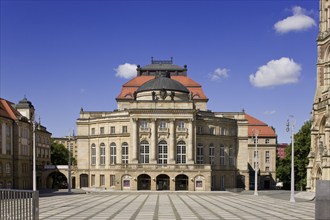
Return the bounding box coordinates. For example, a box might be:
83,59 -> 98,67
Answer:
276,120 -> 311,190
51,140 -> 76,165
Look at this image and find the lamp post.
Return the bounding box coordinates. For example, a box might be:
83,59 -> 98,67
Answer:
67,131 -> 72,193
32,119 -> 36,191
286,116 -> 295,203
252,129 -> 259,196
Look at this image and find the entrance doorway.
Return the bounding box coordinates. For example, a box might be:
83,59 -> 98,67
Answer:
80,174 -> 88,188
156,174 -> 170,190
175,174 -> 188,190
138,174 -> 151,190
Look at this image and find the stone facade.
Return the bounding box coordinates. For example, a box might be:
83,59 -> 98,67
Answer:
308,0 -> 330,192
0,97 -> 51,189
75,60 -> 277,191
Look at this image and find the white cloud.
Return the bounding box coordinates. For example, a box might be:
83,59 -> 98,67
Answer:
249,57 -> 301,88
209,68 -> 229,81
264,110 -> 276,115
274,6 -> 316,33
114,63 -> 137,79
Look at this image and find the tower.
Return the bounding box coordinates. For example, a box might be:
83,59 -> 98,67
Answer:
307,0 -> 330,192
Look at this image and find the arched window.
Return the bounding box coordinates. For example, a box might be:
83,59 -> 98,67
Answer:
176,141 -> 186,164
140,140 -> 149,164
209,143 -> 215,165
110,143 -> 116,165
220,144 -> 225,166
122,142 -> 129,164
100,143 -> 106,165
91,144 -> 96,165
158,141 -> 168,164
196,144 -> 204,164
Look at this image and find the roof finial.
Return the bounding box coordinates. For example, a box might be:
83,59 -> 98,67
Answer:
242,108 -> 245,113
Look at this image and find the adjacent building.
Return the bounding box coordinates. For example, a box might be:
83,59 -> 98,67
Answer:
75,59 -> 277,191
307,0 -> 330,192
0,97 -> 51,189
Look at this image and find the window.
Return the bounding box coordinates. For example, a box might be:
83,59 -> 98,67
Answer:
229,145 -> 234,166
265,166 -> 270,172
0,182 -> 3,188
197,126 -> 203,134
100,127 -> 105,134
196,144 -> 204,164
265,151 -> 270,163
209,144 -> 215,165
110,143 -> 116,165
100,143 -> 106,165
158,141 -> 168,164
220,128 -> 225,136
0,163 -> 2,175
100,175 -> 105,186
140,140 -> 149,164
159,121 -> 167,130
6,181 -> 12,189
91,144 -> 96,165
176,141 -> 186,164
211,175 -> 216,190
220,175 -> 225,190
110,126 -> 115,134
210,127 -> 215,135
265,139 -> 270,144
178,121 -> 185,130
5,163 -> 10,174
122,126 -> 127,133
254,138 -> 258,144
6,142 -> 11,155
91,128 -> 95,135
91,175 -> 95,186
220,144 -> 225,166
140,121 -> 148,130
122,143 -> 129,164
110,175 -> 116,186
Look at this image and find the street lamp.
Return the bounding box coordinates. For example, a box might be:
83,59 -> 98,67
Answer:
252,129 -> 259,196
67,130 -> 74,193
286,116 -> 295,203
32,119 -> 36,191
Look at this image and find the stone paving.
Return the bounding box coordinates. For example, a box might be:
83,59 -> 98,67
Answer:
39,191 -> 315,220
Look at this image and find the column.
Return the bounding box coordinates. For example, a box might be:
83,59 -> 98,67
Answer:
187,119 -> 194,164
150,119 -> 156,163
169,119 -> 175,164
132,118 -> 138,163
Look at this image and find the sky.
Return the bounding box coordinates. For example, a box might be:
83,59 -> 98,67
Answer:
0,0 -> 319,143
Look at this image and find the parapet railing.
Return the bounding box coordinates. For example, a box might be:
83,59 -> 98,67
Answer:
0,189 -> 39,220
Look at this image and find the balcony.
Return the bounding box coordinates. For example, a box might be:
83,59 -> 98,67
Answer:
109,164 -> 211,171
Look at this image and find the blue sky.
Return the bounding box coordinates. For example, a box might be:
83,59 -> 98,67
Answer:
0,0 -> 318,143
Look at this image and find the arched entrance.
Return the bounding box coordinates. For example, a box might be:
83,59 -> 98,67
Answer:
156,174 -> 170,190
80,174 -> 88,188
175,174 -> 188,190
47,171 -> 67,189
137,174 -> 151,190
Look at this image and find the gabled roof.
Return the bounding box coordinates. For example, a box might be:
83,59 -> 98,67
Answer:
245,113 -> 276,137
0,98 -> 22,120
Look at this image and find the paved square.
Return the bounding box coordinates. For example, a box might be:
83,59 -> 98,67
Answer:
39,191 -> 315,219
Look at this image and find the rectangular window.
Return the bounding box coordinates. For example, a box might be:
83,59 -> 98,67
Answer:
265,151 -> 270,163
122,126 -> 127,133
220,145 -> 225,166
210,127 -> 215,135
100,175 -> 105,186
110,144 -> 116,165
122,144 -> 129,164
229,146 -> 234,166
220,175 -> 225,190
209,145 -> 215,165
197,126 -> 203,134
211,175 -> 216,190
100,127 -> 105,134
196,145 -> 204,164
140,121 -> 148,130
159,121 -> 167,130
178,121 -> 185,130
110,126 -> 115,134
110,175 -> 116,186
91,128 -> 95,135
196,180 -> 203,188
91,175 -> 95,186
265,166 -> 270,172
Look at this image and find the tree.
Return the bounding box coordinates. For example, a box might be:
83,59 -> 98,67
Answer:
51,140 -> 76,165
276,120 -> 311,190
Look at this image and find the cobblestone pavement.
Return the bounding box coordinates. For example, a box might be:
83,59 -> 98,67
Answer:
39,191 -> 315,220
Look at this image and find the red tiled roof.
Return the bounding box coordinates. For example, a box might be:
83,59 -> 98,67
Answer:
245,113 -> 276,137
0,98 -> 21,120
117,76 -> 208,100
